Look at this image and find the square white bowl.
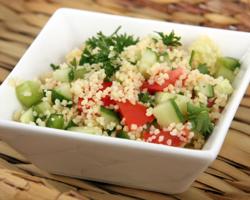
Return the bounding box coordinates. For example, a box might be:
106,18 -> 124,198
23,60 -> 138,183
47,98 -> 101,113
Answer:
0,8 -> 249,194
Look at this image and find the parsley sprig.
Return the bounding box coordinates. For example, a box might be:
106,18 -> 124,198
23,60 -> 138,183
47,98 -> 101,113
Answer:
156,31 -> 181,47
187,103 -> 214,138
79,26 -> 139,80
50,63 -> 60,70
138,92 -> 154,106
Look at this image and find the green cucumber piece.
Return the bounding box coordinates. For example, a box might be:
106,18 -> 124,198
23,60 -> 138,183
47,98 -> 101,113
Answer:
46,114 -> 64,129
170,99 -> 185,123
33,101 -> 52,117
215,57 -> 240,82
215,65 -> 234,82
53,68 -> 71,82
153,99 -> 184,127
216,57 -> 240,71
197,84 -> 214,98
138,48 -> 157,77
51,83 -> 72,103
117,131 -> 129,139
100,106 -> 120,125
68,126 -> 102,134
155,92 -> 175,104
155,92 -> 188,115
16,81 -> 43,108
20,108 -> 34,124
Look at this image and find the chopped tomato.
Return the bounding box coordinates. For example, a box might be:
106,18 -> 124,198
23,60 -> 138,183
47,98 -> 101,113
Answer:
117,101 -> 154,128
100,82 -> 116,106
78,97 -> 83,113
101,82 -> 112,91
143,130 -> 182,147
141,68 -> 185,93
77,97 -> 94,113
102,96 -> 116,106
78,82 -> 116,112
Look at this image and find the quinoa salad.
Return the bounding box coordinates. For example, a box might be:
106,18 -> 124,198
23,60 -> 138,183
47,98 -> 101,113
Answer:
13,27 -> 240,149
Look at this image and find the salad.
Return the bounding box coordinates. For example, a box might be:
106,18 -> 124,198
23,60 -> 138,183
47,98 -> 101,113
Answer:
13,27 -> 240,149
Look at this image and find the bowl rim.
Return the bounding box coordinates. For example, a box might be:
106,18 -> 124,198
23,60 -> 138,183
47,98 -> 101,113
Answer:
0,8 -> 249,160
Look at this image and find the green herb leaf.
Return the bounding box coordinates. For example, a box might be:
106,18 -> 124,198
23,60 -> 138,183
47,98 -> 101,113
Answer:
187,103 -> 214,138
79,27 -> 138,79
68,68 -> 75,82
197,63 -> 209,74
138,92 -> 154,105
50,63 -> 59,70
156,31 -> 181,47
70,58 -> 78,67
65,120 -> 77,130
189,50 -> 195,67
117,131 -> 129,139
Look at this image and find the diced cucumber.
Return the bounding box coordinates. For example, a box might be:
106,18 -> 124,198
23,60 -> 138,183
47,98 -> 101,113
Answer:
33,101 -> 52,117
215,65 -> 234,82
20,108 -> 34,124
53,68 -> 71,82
117,131 -> 129,139
100,106 -> 120,125
46,114 -> 64,129
215,57 -> 240,82
51,83 -> 72,103
175,96 -> 189,115
170,99 -> 185,122
153,99 -> 185,127
155,92 -> 175,104
216,57 -> 240,71
16,81 -> 43,108
155,92 -> 188,114
138,48 -> 157,77
197,84 -> 214,98
68,126 -> 102,134
74,66 -> 88,79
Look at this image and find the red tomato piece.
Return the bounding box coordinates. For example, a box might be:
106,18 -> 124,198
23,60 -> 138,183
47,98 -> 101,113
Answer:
117,101 -> 154,128
141,68 -> 185,93
78,97 -> 94,113
102,96 -> 116,106
143,130 -> 182,147
101,82 -> 112,91
100,82 -> 116,106
78,97 -> 83,113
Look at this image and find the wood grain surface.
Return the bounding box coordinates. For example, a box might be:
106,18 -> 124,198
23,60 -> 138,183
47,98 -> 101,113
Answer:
0,0 -> 249,200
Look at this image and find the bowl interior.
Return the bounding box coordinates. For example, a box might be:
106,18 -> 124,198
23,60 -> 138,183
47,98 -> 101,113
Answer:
0,9 -> 250,153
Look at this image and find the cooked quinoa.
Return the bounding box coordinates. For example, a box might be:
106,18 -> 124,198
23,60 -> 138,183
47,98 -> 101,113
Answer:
14,27 -> 240,149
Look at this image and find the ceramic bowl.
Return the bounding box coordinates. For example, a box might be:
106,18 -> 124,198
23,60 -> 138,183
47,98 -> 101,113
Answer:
0,8 -> 250,194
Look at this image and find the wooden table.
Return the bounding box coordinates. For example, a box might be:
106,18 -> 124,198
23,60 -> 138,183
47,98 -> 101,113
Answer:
0,1 -> 249,199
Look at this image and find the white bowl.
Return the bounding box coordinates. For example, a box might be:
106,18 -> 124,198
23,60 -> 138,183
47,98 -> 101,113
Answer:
0,8 -> 249,194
